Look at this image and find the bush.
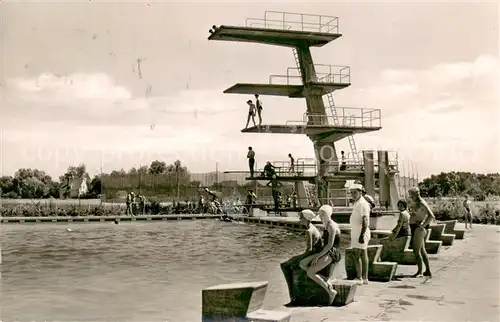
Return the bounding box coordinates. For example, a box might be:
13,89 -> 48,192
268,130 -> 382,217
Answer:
429,198 -> 500,225
0,203 -> 124,217
428,198 -> 464,221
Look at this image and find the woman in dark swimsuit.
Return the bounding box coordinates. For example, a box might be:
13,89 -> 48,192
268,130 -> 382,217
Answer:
280,209 -> 322,304
408,187 -> 434,278
390,199 -> 411,239
299,205 -> 341,305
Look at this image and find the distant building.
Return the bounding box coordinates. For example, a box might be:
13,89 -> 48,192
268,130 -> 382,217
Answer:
59,177 -> 89,199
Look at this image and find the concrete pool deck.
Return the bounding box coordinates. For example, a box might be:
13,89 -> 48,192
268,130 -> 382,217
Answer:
277,223 -> 500,321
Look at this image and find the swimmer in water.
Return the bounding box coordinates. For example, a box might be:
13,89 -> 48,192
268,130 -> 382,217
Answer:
408,187 -> 434,278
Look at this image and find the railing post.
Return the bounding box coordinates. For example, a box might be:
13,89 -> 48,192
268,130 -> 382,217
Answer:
301,14 -> 304,31
282,12 -> 285,30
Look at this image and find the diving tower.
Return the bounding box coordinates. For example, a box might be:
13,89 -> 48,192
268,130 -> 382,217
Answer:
209,11 -> 400,209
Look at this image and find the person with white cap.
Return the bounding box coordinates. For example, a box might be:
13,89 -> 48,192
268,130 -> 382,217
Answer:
299,205 -> 341,305
349,183 -> 371,285
280,209 -> 323,305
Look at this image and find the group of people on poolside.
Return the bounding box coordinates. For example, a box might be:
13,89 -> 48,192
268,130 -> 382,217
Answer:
281,184 -> 436,306
125,192 -> 147,216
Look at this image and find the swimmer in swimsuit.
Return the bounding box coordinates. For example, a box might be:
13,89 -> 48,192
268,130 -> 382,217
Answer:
463,195 -> 473,229
280,209 -> 323,305
299,205 -> 341,305
390,199 -> 411,239
408,187 -> 434,278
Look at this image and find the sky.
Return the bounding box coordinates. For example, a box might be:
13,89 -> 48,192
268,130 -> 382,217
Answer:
1,1 -> 499,180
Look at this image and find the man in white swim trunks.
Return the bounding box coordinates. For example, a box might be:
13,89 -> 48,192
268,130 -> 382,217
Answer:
349,183 -> 371,285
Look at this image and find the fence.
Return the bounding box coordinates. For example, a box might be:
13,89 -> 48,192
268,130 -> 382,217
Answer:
101,172 -> 296,202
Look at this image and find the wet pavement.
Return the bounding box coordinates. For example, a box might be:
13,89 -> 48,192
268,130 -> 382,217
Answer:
276,223 -> 500,321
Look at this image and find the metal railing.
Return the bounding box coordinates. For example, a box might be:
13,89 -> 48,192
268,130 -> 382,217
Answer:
328,188 -> 350,207
269,74 -> 303,86
244,11 -> 339,34
252,158 -> 318,178
252,153 -> 399,179
301,108 -> 382,128
268,65 -> 350,86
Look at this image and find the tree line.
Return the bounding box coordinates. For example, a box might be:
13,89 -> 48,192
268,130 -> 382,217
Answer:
0,160 -> 498,201
418,172 -> 500,201
0,160 -> 190,199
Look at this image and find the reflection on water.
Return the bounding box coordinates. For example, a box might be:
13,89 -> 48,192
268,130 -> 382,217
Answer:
1,220 -> 349,322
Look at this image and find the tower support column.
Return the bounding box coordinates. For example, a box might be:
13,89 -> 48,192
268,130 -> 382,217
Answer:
363,150 -> 376,196
312,140 -> 339,205
378,150 -> 391,208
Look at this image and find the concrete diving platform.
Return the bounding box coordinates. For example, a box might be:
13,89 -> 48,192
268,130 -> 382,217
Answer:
225,65 -> 351,97
241,124 -> 381,140
224,83 -> 348,97
242,107 -> 382,137
224,83 -> 305,97
208,11 -> 341,48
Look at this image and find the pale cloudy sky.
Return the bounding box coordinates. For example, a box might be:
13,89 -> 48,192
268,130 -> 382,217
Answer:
0,1 -> 499,179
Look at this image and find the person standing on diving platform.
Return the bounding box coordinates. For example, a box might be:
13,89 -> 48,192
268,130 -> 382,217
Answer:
255,94 -> 263,126
267,174 -> 283,215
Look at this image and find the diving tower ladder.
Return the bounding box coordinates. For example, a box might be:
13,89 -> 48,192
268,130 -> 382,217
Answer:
292,47 -> 360,163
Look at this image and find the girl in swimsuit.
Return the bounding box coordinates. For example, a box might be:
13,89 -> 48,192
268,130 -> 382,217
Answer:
299,205 -> 341,305
390,199 -> 411,239
280,209 -> 322,304
408,187 -> 434,278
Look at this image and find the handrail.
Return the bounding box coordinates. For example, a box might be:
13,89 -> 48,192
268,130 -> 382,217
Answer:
297,157 -> 316,164
284,120 -> 305,126
268,74 -> 302,85
255,160 -> 317,178
263,11 -> 339,33
303,108 -> 382,128
245,19 -> 294,30
286,65 -> 350,84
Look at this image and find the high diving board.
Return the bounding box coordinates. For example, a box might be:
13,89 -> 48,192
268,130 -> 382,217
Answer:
224,84 -> 303,97
223,83 -> 349,98
241,124 -> 381,141
245,175 -> 317,182
208,25 -> 341,48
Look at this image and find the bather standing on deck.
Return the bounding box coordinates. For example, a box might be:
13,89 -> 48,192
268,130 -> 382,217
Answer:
280,209 -> 323,305
245,100 -> 256,128
126,192 -> 135,216
463,195 -> 473,229
408,187 -> 434,278
299,205 -> 342,305
349,183 -> 371,285
255,94 -> 263,126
